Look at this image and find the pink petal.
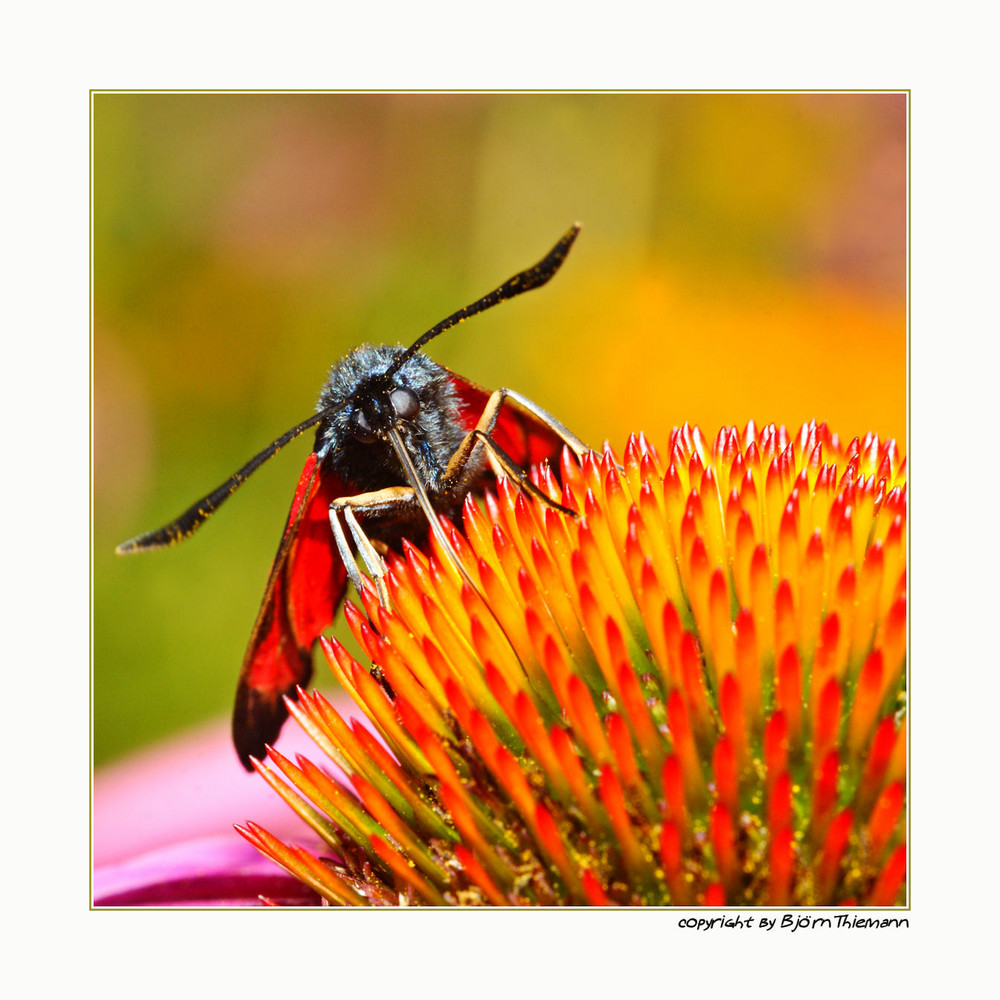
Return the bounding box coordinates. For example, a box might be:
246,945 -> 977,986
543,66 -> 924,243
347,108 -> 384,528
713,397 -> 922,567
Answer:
93,834 -> 320,906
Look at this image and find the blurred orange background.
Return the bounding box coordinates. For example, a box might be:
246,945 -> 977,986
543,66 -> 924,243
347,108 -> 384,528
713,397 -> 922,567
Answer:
93,92 -> 906,766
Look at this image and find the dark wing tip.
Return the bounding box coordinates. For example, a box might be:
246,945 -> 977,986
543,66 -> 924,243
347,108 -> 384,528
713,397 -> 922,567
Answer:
232,681 -> 296,771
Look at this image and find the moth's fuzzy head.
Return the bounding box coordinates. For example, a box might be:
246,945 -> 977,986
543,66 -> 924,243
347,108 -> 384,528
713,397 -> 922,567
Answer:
314,344 -> 468,493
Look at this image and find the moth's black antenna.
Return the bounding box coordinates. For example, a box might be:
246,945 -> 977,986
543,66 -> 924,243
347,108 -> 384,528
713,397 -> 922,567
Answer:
116,412 -> 324,555
383,223 -> 581,381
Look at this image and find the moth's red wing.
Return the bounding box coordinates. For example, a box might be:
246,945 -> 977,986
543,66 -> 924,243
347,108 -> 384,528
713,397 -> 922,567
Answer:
449,373 -> 568,468
232,453 -> 348,769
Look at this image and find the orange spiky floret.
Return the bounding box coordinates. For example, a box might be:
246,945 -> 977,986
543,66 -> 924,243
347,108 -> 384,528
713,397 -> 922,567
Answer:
239,423 -> 907,906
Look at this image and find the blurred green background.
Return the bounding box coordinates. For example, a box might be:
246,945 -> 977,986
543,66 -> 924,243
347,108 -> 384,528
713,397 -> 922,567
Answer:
93,92 -> 906,767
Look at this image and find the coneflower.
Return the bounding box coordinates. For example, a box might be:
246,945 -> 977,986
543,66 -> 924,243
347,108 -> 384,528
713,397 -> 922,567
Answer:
238,422 -> 907,906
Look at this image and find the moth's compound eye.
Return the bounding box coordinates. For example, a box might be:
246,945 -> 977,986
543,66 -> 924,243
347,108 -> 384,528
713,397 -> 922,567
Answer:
349,407 -> 377,444
390,386 -> 420,421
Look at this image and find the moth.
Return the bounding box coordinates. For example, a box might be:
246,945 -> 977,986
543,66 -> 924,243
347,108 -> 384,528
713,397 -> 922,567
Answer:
117,224 -> 589,768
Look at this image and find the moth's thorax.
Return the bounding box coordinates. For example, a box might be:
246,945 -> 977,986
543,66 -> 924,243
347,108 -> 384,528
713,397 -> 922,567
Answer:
313,344 -> 472,495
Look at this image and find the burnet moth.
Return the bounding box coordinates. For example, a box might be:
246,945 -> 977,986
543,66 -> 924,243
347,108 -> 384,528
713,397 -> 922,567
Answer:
117,224 -> 589,769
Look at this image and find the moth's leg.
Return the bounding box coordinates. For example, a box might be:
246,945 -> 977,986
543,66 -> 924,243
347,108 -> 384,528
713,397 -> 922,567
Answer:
501,388 -> 590,461
344,508 -> 391,605
328,507 -> 364,597
329,486 -> 419,604
502,388 -> 626,474
444,388 -> 588,480
442,387 -> 586,515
